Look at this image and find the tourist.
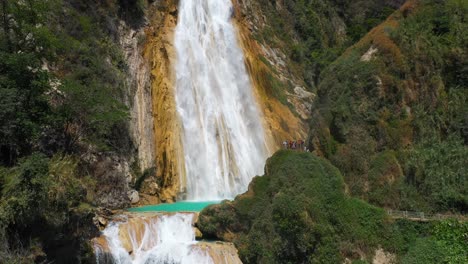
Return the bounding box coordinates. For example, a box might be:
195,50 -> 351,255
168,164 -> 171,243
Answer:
297,139 -> 303,150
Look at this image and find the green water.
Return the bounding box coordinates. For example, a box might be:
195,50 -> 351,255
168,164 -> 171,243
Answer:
127,201 -> 221,213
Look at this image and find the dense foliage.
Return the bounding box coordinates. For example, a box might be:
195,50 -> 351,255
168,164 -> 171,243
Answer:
0,154 -> 97,263
0,0 -> 142,262
199,151 -> 467,263
307,0 -> 467,213
0,0 -> 132,166
199,151 -> 392,263
401,220 -> 468,264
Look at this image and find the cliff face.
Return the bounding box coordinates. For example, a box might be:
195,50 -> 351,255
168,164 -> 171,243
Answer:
233,0 -> 310,146
141,0 -> 185,203
119,21 -> 155,173
138,0 -> 311,202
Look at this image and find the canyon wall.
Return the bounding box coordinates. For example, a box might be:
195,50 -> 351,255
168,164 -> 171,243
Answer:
233,0 -> 310,146
120,20 -> 155,173
143,0 -> 185,203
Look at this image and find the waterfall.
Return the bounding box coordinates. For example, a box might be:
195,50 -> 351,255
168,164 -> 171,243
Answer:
95,1 -> 267,262
94,213 -> 214,264
175,0 -> 268,200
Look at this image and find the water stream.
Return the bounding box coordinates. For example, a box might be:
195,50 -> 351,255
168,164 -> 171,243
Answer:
95,214 -> 213,264
175,0 -> 268,200
95,0 -> 267,262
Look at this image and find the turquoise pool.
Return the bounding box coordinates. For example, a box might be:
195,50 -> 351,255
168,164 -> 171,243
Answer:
127,201 -> 221,213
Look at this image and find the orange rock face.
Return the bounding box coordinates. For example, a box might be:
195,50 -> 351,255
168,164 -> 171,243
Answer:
141,0 -> 309,202
232,0 -> 308,146
143,1 -> 185,202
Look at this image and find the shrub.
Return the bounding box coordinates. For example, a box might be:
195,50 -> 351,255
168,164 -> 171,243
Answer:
199,151 -> 396,263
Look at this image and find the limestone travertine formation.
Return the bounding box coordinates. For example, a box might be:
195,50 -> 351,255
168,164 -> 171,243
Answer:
143,0 -> 185,202
93,212 -> 242,264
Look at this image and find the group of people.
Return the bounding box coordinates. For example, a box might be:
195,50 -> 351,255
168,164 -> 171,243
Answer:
282,139 -> 309,152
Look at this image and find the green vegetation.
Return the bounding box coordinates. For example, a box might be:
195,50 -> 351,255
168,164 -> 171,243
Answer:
199,151 -> 467,263
0,153 -> 96,263
0,0 -> 144,262
401,220 -> 468,264
199,151 -> 390,263
0,0 -> 131,166
307,0 -> 468,213
252,0 -> 399,87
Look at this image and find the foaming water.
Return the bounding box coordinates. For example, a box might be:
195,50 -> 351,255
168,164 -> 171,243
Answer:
95,213 -> 213,264
175,0 -> 269,200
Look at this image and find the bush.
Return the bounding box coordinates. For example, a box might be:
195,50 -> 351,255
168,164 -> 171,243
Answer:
0,153 -> 98,263
198,151 -> 396,263
405,136 -> 467,212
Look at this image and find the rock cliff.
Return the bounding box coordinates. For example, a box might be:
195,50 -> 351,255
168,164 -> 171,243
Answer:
136,0 -> 311,202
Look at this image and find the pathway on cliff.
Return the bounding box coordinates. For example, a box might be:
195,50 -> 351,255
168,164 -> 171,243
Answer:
387,210 -> 468,222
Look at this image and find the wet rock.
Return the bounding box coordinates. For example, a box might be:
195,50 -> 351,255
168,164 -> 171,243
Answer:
98,216 -> 108,227
138,193 -> 160,205
195,242 -> 242,264
150,182 -> 160,195
144,0 -> 185,203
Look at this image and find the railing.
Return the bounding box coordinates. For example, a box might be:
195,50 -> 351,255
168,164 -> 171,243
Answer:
386,209 -> 467,222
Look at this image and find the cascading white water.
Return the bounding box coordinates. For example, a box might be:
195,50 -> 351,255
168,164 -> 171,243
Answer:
175,0 -> 268,200
96,1 -> 267,263
95,213 -> 213,264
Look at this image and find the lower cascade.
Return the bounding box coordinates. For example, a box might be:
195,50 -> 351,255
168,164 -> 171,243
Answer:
94,0 -> 268,262
95,214 -> 208,263
94,213 -> 241,264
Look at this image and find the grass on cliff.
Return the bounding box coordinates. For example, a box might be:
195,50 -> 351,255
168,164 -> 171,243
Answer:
307,0 -> 468,213
252,0 -> 398,87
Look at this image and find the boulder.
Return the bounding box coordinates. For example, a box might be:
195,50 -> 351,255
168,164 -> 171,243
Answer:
128,190 -> 140,204
194,227 -> 203,240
